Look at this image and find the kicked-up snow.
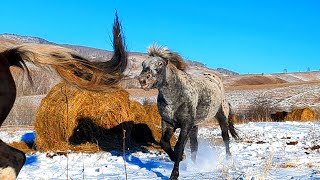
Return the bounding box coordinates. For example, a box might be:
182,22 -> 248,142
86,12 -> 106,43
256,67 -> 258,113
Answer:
1,121 -> 319,179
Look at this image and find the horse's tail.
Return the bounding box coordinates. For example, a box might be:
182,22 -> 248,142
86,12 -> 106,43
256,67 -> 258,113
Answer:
0,12 -> 127,90
97,11 -> 128,74
228,103 -> 240,140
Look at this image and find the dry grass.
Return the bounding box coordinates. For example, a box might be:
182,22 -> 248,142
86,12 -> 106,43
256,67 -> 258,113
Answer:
34,81 -> 163,152
8,142 -> 35,154
278,162 -> 297,168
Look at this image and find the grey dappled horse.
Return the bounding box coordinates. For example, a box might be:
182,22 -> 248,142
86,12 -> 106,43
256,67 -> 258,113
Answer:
138,44 -> 239,180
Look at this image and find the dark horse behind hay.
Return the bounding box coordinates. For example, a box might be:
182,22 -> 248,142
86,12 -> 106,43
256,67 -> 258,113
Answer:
138,44 -> 239,179
0,13 -> 127,179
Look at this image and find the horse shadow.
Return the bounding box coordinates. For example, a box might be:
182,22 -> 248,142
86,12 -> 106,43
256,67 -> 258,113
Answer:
68,117 -> 158,152
123,154 -> 171,179
68,117 -> 169,178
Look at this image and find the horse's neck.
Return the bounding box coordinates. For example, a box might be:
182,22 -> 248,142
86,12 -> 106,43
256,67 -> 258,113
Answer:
158,66 -> 183,99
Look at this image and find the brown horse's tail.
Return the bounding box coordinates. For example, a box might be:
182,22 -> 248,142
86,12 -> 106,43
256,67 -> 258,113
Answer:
1,12 -> 127,90
95,12 -> 128,74
228,104 -> 240,140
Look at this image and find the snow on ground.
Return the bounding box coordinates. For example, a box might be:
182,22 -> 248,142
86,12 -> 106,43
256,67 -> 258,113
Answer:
1,121 -> 320,180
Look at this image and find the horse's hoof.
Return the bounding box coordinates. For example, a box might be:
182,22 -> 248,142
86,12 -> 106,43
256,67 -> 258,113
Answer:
170,175 -> 178,180
170,170 -> 179,180
226,152 -> 232,159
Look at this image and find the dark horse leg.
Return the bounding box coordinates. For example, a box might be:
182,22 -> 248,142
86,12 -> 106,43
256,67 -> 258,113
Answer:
160,121 -> 175,161
170,123 -> 192,180
160,120 -> 193,180
189,126 -> 198,162
0,55 -> 26,178
0,139 -> 26,179
216,106 -> 231,156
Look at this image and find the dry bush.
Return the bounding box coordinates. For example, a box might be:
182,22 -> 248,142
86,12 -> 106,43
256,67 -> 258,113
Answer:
238,96 -> 275,122
285,108 -> 315,121
239,104 -> 274,122
34,81 -> 162,152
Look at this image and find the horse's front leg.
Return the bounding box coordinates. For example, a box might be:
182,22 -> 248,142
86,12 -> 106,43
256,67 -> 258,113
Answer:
160,121 -> 175,161
170,124 -> 192,180
189,125 -> 198,162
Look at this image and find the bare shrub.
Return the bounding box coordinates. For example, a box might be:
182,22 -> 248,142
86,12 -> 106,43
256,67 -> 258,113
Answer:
238,95 -> 276,122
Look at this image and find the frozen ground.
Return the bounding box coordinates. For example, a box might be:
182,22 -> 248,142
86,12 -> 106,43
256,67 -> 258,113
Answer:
1,121 -> 320,180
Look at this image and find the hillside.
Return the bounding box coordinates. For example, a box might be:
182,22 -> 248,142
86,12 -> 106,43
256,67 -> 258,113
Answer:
0,34 -> 237,77
1,33 -> 320,125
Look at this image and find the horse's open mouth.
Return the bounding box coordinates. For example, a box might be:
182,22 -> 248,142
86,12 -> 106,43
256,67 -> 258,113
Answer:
141,84 -> 152,91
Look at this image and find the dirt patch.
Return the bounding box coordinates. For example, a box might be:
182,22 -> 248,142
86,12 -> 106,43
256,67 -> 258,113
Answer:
286,141 -> 298,145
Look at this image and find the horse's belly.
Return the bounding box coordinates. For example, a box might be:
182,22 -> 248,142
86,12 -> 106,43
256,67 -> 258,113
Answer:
194,101 -> 220,125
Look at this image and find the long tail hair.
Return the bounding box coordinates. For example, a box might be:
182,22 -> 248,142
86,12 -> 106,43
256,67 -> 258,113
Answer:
0,12 -> 127,90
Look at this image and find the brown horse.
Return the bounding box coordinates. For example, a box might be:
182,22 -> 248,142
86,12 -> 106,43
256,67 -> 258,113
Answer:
0,13 -> 127,179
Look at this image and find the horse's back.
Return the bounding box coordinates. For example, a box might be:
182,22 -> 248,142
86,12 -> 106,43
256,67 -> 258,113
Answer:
192,73 -> 228,124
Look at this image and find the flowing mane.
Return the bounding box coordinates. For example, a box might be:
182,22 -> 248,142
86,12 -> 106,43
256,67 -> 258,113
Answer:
147,43 -> 187,71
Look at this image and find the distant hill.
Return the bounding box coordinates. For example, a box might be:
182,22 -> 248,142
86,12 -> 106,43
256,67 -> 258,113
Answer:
2,33 -> 320,125
0,33 -> 238,76
0,33 -> 55,44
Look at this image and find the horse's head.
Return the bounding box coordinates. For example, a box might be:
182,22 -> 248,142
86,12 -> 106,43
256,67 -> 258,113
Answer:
138,56 -> 167,90
138,43 -> 187,90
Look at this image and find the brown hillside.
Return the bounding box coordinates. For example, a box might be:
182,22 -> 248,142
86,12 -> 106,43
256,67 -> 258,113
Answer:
232,75 -> 287,86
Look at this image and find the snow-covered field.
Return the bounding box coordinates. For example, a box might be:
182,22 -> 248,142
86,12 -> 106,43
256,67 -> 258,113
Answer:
1,121 -> 320,180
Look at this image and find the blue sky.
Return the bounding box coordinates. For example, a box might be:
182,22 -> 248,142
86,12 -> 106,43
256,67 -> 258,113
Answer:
1,0 -> 319,74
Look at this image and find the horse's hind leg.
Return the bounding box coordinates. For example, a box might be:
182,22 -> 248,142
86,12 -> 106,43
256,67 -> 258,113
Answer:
216,107 -> 231,156
0,139 -> 26,179
189,126 -> 198,162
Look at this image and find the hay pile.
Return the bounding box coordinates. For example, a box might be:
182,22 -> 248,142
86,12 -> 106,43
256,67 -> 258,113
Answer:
8,142 -> 35,154
34,81 -> 162,152
284,108 -> 315,121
